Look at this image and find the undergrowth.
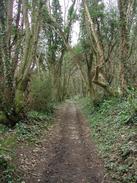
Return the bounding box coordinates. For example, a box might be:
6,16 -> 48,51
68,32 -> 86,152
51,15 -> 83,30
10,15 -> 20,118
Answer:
0,110 -> 54,183
78,93 -> 137,183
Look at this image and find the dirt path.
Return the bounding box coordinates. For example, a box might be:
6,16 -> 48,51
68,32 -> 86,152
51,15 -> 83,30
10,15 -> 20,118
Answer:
16,103 -> 104,183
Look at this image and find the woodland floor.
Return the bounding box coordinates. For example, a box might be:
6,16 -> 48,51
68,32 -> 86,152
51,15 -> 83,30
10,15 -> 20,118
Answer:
15,103 -> 106,183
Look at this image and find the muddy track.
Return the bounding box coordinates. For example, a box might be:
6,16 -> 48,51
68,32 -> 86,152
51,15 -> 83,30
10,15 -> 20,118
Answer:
16,103 -> 104,183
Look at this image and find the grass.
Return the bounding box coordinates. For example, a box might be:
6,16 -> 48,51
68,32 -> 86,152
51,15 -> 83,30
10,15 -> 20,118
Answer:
78,95 -> 137,183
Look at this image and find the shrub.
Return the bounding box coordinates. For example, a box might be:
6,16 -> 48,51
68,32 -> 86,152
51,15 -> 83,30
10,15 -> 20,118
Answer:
29,75 -> 55,113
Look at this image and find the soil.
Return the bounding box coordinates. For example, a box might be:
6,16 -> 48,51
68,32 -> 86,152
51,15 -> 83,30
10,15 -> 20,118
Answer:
15,103 -> 105,183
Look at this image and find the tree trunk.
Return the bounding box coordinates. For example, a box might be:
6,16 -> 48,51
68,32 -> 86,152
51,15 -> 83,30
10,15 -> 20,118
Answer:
83,0 -> 116,96
118,0 -> 130,93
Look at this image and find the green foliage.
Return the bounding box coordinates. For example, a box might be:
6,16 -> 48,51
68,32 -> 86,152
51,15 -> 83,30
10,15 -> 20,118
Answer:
0,102 -> 54,182
28,111 -> 52,121
76,97 -> 94,114
0,155 -> 21,183
45,0 -> 64,59
89,91 -> 137,125
0,155 -> 8,170
127,89 -> 137,113
0,135 -> 16,154
16,111 -> 52,143
0,124 -> 8,133
16,123 -> 32,142
67,1 -> 77,23
30,75 -> 55,113
0,131 -> 19,182
0,110 -> 53,182
16,123 -> 40,143
52,0 -> 63,25
78,95 -> 137,183
89,1 -> 105,18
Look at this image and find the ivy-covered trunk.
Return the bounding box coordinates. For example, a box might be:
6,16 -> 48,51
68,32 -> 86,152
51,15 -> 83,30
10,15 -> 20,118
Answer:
118,0 -> 130,94
0,0 -> 43,126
